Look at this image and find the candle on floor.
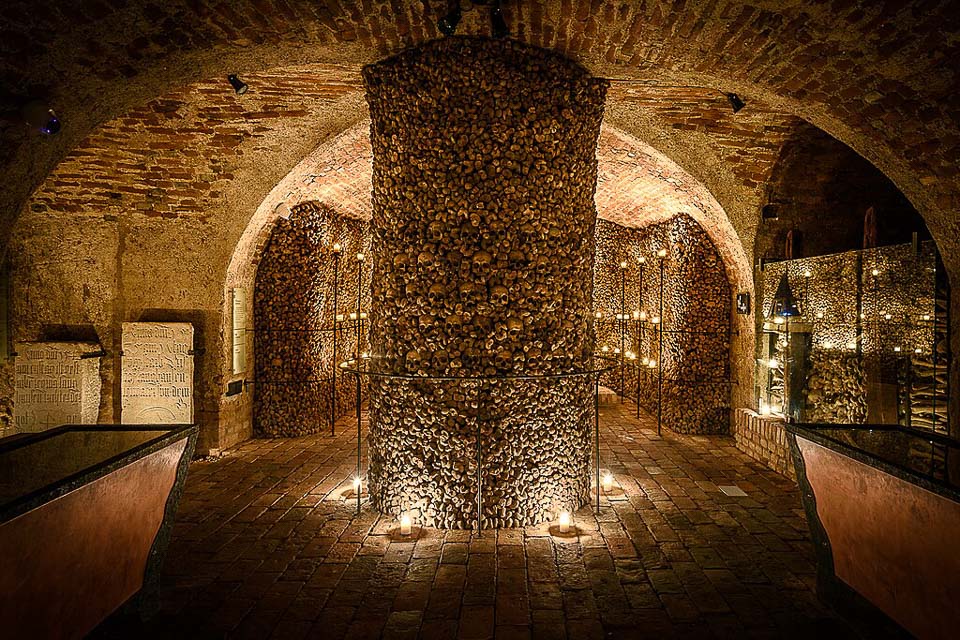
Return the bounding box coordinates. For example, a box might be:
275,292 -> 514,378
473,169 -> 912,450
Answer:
602,473 -> 614,493
400,514 -> 412,536
558,511 -> 571,534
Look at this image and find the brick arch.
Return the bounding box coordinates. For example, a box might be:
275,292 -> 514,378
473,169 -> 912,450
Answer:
2,0 -> 959,271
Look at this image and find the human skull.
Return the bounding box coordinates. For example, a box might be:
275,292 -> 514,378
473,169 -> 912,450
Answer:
427,221 -> 444,243
418,250 -> 434,270
506,316 -> 522,339
489,284 -> 508,306
428,283 -> 445,305
472,250 -> 493,279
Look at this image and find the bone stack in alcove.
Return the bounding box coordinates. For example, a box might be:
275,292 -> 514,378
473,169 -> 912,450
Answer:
364,37 -> 608,528
253,202 -> 371,436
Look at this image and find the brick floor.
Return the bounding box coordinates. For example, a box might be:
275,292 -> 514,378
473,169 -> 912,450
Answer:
93,403 -> 878,639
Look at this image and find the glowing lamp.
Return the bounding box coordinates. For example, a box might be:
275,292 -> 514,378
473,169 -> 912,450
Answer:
647,360 -> 657,369
639,311 -> 647,321
638,256 -> 646,264
815,312 -> 824,319
620,260 -> 628,269
400,514 -> 412,536
871,268 -> 879,276
847,342 -> 857,350
336,314 -> 345,322
633,310 -> 640,320
657,248 -> 667,258
332,243 -> 342,254
894,346 -> 901,353
651,316 -> 661,325
767,358 -> 778,368
642,357 -> 649,365
803,270 -> 811,278
558,511 -> 572,534
350,312 -> 358,320
601,345 -> 609,353
923,314 -> 931,321
595,311 -> 603,319
915,348 -> 922,354
352,477 -> 362,493
884,313 -> 891,320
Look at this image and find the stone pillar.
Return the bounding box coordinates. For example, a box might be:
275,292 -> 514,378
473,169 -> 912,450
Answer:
363,38 -> 607,528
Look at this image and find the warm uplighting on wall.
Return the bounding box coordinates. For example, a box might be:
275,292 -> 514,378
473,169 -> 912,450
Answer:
400,514 -> 412,536
353,476 -> 362,493
602,473 -> 614,493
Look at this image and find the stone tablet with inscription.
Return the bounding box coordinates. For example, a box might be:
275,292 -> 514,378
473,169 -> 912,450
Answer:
14,342 -> 101,433
121,322 -> 193,424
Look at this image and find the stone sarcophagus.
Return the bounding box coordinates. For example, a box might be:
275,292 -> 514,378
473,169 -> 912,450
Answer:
363,37 -> 607,528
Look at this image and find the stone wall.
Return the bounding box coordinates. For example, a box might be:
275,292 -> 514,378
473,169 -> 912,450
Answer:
364,37 -> 607,529
253,202 -> 369,437
732,408 -> 795,480
594,216 -> 732,434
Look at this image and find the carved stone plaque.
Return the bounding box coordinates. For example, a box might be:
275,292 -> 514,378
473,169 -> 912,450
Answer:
121,322 -> 193,424
13,342 -> 101,432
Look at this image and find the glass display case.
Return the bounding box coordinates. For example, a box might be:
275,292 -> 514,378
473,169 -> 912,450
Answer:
756,240 -> 949,432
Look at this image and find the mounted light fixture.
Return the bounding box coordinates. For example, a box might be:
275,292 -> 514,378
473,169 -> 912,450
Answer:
21,100 -> 60,135
491,1 -> 509,38
726,92 -> 746,113
771,272 -> 800,318
227,74 -> 248,95
438,1 -> 462,35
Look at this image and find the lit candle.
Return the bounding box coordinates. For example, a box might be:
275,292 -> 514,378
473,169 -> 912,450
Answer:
620,260 -> 628,269
558,511 -> 571,534
657,248 -> 667,258
400,514 -> 412,536
923,314 -> 931,321
639,311 -> 647,321
638,256 -> 646,264
602,473 -> 614,493
915,348 -> 922,354
633,310 -> 640,320
871,268 -> 879,276
357,252 -> 365,262
332,243 -> 342,254
894,346 -> 901,353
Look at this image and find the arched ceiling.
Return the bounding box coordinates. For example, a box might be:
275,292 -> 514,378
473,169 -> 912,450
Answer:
1,0 -> 959,270
226,120 -> 751,293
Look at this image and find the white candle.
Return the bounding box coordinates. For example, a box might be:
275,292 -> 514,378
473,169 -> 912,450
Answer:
558,511 -> 571,534
332,243 -> 342,254
602,473 -> 613,493
400,515 -> 412,536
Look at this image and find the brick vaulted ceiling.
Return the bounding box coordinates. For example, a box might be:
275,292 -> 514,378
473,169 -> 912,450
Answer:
1,0 -> 959,266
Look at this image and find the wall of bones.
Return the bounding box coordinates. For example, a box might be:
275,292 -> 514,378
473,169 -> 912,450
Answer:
594,216 -> 733,434
363,37 -> 607,529
253,201 -> 370,437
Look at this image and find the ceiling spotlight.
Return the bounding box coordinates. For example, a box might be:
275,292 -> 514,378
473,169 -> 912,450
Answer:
726,92 -> 746,113
438,2 -> 462,36
491,1 -> 509,38
227,74 -> 248,95
21,100 -> 60,135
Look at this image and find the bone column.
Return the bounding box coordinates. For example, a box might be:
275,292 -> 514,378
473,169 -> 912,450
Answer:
363,37 -> 608,529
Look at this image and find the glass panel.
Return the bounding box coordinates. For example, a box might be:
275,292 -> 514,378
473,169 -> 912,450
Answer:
756,241 -> 948,432
0,428 -> 169,506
